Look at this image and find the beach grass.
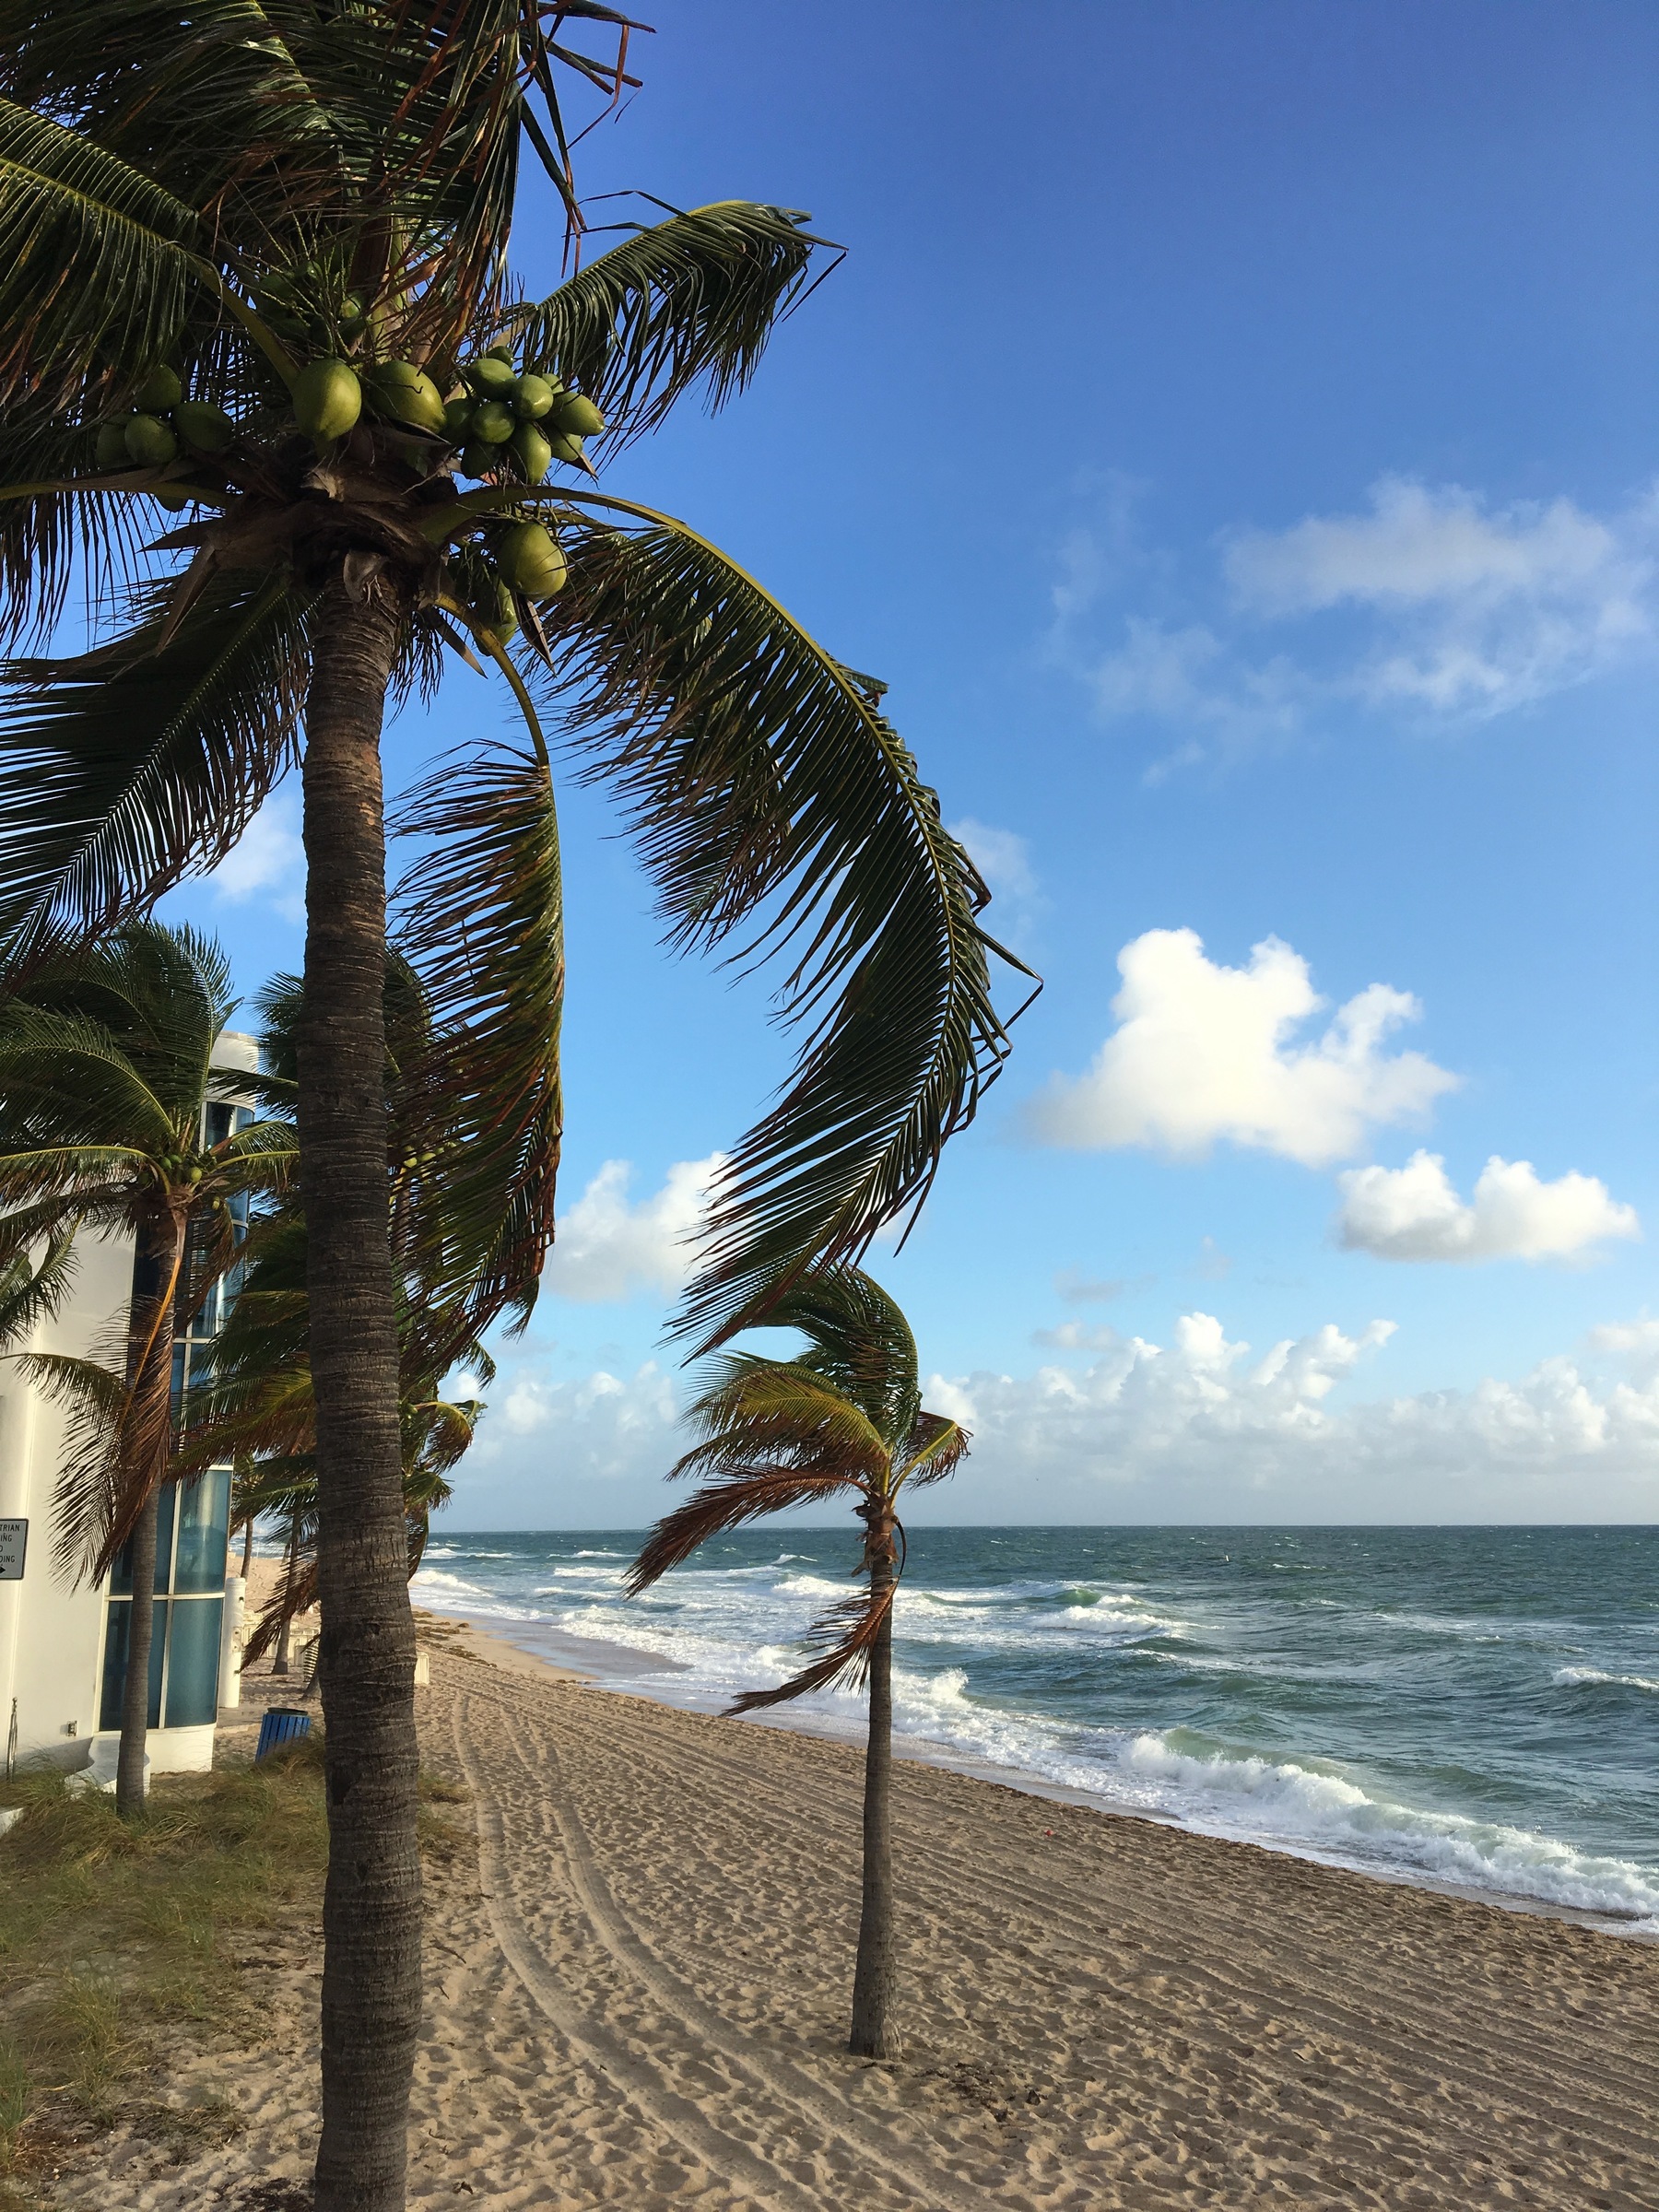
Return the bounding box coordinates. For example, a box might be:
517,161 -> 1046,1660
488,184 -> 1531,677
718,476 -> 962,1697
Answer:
0,1739 -> 328,2204
0,1735 -> 473,2208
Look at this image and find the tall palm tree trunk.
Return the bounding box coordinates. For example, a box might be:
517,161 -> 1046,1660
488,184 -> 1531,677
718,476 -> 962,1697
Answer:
299,573 -> 420,2212
115,1212 -> 185,1820
272,1508 -> 300,1675
849,1509 -> 900,2058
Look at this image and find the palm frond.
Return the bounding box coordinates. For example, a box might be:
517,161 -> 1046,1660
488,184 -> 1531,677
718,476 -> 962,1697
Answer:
0,574 -> 312,969
900,1409 -> 970,1488
0,1225 -> 77,1348
726,1578 -> 897,1714
539,514 -> 1034,1345
673,1360 -> 892,1481
0,96 -> 204,412
392,738 -> 563,1349
627,1465 -> 865,1594
747,1267 -> 924,1446
508,199 -> 828,447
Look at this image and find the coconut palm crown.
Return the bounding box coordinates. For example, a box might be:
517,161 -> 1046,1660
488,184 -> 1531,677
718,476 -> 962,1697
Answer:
629,1266 -> 969,2058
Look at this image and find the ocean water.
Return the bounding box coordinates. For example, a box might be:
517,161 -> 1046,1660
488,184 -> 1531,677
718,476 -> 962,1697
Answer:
412,1524 -> 1659,1932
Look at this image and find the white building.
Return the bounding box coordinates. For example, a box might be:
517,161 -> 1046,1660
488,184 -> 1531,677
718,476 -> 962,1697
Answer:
0,1030 -> 257,1780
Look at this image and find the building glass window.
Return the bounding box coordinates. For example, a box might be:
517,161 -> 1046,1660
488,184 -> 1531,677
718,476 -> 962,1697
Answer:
172,1469 -> 230,1594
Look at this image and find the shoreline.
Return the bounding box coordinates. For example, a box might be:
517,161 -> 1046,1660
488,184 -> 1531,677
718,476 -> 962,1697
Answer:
415,1596 -> 1659,1945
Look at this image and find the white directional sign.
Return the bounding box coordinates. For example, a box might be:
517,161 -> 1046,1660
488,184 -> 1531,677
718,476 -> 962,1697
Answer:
0,1520 -> 26,1580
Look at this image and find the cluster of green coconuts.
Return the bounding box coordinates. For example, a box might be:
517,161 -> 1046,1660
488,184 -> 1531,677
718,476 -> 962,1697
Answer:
89,339 -> 602,604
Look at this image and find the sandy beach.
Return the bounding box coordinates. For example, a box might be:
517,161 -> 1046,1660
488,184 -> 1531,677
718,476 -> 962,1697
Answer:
54,1619 -> 1658,2211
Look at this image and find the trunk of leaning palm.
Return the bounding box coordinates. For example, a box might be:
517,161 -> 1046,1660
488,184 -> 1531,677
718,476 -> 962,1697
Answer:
115,1211 -> 185,1820
114,1483 -> 160,1818
298,572 -> 422,2212
849,1501 -> 900,2058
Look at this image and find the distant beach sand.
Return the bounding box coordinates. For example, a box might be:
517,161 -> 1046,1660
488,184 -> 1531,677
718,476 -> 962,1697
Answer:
69,1623 -> 1659,2208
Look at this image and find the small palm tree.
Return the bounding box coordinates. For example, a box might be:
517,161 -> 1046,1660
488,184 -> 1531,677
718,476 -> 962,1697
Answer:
628,1268 -> 969,2058
0,921 -> 295,1814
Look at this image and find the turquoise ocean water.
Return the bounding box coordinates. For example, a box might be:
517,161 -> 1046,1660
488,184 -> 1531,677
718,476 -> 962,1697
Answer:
413,1524 -> 1659,1931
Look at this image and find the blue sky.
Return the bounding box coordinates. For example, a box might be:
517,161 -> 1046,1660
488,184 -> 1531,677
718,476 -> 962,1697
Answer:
162,2 -> 1659,1524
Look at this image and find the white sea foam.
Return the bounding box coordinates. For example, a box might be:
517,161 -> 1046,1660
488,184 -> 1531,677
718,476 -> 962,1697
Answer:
1554,1665 -> 1659,1694
420,1535 -> 1658,1931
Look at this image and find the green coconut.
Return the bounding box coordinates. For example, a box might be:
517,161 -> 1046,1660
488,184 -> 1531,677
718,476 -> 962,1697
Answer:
134,365 -> 183,413
548,391 -> 605,438
174,400 -> 236,453
512,374 -> 556,421
294,357 -> 362,441
498,521 -> 568,599
511,421 -> 552,484
442,394 -> 474,441
472,399 -> 515,445
367,360 -> 446,432
486,341 -> 516,364
459,442 -> 499,479
94,419 -> 133,470
153,487 -> 192,512
465,354 -> 519,400
546,429 -> 585,466
124,413 -> 178,467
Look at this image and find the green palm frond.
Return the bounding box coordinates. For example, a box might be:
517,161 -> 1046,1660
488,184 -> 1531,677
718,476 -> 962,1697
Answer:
753,1267 -> 924,1445
0,97 -> 204,411
393,738 -> 563,1348
508,199 -> 828,446
0,1008 -> 179,1155
626,1465 -> 866,1595
539,514 -> 1034,1345
900,1410 -> 970,1488
674,1361 -> 893,1480
0,1226 -> 77,1348
0,575 -> 312,968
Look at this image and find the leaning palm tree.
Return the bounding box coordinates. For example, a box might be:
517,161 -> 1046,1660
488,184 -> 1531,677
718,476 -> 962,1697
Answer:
628,1267 -> 969,2059
0,14 -> 1029,2196
0,921 -> 294,1814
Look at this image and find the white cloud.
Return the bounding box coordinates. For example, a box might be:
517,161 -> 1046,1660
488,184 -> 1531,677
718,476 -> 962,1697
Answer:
1337,1150 -> 1641,1265
449,1315 -> 1659,1524
202,791 -> 305,923
1053,477 -> 1659,774
472,1360 -> 678,1477
1024,928 -> 1457,1167
1224,477 -> 1657,717
921,1311 -> 1659,1510
543,1154 -> 724,1303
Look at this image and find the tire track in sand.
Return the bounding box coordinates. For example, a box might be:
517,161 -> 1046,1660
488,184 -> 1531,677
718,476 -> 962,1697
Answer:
451,1694 -> 826,2212
461,1682 -> 997,2212
578,1693 -> 1659,2181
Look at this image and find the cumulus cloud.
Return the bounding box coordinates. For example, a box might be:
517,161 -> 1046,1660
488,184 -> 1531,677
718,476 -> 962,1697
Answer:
1023,928 -> 1457,1166
451,1315 -> 1659,1524
542,1154 -> 724,1303
201,791 -> 305,922
922,1310 -> 1659,1507
1337,1150 -> 1641,1264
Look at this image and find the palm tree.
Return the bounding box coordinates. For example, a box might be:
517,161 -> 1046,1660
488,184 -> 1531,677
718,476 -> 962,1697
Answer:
0,921 -> 294,1815
628,1267 -> 969,2059
0,15 -> 1030,2196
